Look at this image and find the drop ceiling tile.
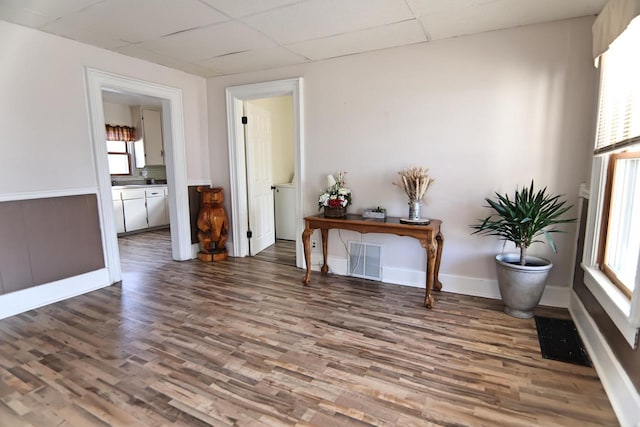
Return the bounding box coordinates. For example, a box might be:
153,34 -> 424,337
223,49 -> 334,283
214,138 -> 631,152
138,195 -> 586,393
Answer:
242,0 -> 414,44
287,20 -> 426,61
200,47 -> 307,75
177,63 -> 225,77
138,20 -> 276,62
41,0 -> 228,45
407,0 -> 604,18
0,0 -> 103,27
40,18 -> 132,50
411,0 -> 606,40
16,0 -> 105,19
117,44 -> 186,67
116,45 -> 222,77
200,0 -> 303,18
406,0 -> 487,17
0,4 -> 51,27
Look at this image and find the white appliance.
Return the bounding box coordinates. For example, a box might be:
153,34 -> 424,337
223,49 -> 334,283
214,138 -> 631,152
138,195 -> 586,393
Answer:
274,183 -> 295,240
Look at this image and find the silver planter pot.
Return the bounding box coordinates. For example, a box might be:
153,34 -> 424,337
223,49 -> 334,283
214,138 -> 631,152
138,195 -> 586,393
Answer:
495,253 -> 553,318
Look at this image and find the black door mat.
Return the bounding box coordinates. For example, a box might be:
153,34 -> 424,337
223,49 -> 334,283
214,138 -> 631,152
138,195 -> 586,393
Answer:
534,316 -> 592,367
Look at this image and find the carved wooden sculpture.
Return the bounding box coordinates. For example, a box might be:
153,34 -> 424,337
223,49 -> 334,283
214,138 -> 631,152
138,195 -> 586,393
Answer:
196,186 -> 229,262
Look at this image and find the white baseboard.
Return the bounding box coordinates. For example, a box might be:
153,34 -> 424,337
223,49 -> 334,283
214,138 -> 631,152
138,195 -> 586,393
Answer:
306,257 -> 569,308
0,268 -> 111,320
570,291 -> 640,427
310,252 -> 348,273
226,241 -> 234,258
191,243 -> 200,259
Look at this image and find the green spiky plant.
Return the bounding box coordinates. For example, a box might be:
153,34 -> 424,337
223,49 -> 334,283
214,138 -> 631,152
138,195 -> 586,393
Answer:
471,181 -> 576,266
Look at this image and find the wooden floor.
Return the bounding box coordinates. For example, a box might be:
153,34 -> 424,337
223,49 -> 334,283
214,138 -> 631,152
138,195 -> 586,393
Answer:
0,230 -> 617,426
254,240 -> 297,267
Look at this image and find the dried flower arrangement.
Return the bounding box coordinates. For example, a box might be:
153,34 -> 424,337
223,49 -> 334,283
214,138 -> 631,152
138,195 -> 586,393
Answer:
393,166 -> 435,201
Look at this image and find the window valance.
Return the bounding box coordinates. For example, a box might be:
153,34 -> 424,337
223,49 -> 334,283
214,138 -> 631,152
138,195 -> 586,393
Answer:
592,0 -> 640,62
105,124 -> 136,142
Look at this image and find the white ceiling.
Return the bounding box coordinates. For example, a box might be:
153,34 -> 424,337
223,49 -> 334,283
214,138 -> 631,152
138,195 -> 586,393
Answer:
0,0 -> 606,78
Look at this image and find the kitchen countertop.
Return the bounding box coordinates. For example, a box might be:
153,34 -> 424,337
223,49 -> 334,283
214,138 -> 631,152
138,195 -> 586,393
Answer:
111,184 -> 168,190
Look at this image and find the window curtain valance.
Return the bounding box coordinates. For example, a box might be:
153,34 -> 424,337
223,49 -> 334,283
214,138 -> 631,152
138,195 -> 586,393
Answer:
592,0 -> 640,63
105,124 -> 136,142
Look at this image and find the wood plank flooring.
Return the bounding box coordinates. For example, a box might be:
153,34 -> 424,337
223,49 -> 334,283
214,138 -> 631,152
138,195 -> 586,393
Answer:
254,240 -> 297,267
0,230 -> 618,426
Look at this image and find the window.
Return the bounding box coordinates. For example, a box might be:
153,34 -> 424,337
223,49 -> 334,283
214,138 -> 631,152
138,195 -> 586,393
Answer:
593,18 -> 640,300
107,140 -> 131,175
105,124 -> 136,176
582,15 -> 640,345
599,152 -> 640,298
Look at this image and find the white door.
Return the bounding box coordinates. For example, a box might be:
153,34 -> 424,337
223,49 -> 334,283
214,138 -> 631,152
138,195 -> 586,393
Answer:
245,101 -> 275,255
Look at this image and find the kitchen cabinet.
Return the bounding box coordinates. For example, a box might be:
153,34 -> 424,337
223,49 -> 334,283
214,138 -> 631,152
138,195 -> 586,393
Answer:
134,108 -> 164,167
121,188 -> 148,232
112,185 -> 169,234
146,188 -> 166,228
163,186 -> 170,224
112,190 -> 125,233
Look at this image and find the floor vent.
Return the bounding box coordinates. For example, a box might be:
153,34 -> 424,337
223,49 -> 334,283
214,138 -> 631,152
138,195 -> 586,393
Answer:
348,241 -> 382,281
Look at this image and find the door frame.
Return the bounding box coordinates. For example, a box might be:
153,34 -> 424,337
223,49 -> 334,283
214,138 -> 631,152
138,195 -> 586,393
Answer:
85,67 -> 192,284
225,78 -> 304,267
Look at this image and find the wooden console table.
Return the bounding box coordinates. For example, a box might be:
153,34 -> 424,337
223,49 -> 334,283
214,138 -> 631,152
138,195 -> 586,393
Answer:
301,214 -> 443,308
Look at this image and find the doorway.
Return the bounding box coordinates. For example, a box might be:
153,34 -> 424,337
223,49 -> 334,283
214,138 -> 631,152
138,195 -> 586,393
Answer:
102,91 -> 172,250
226,78 -> 304,268
86,68 -> 192,285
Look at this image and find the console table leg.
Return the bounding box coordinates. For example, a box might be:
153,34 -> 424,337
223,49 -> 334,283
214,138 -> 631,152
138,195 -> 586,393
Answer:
320,228 -> 329,274
420,237 -> 438,309
301,227 -> 313,285
434,231 -> 444,291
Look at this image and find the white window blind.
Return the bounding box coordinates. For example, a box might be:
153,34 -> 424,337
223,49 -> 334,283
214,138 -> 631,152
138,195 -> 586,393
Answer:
595,17 -> 640,155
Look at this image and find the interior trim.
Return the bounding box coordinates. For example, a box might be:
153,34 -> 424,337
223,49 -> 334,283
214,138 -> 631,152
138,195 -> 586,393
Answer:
0,268 -> 110,320
225,78 -> 305,268
85,67 -> 193,285
0,187 -> 98,202
570,291 -> 640,427
583,265 -> 638,347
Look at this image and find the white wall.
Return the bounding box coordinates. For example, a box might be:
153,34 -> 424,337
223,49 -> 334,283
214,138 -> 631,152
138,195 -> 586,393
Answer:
247,96 -> 294,185
102,102 -> 133,127
207,17 -> 598,299
0,20 -> 210,195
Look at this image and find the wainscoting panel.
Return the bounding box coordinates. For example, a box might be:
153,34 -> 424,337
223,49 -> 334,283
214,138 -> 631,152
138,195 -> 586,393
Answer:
0,194 -> 104,295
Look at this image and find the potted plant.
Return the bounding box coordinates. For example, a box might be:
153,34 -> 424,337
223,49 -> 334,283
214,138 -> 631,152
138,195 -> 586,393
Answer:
471,181 -> 575,318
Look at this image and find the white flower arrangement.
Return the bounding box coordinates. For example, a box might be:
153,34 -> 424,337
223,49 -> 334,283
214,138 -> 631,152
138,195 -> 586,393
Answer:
318,171 -> 352,209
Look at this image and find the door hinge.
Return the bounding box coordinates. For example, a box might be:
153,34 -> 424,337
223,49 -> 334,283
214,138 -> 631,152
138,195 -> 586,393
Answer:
241,116 -> 248,125
247,230 -> 253,239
